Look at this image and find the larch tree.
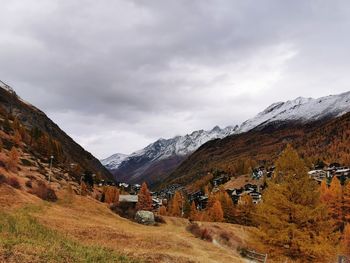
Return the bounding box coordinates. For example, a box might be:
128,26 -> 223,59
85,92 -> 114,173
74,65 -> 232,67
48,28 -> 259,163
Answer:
343,181 -> 350,224
189,201 -> 199,221
341,224 -> 350,258
7,147 -> 19,172
255,145 -> 334,262
136,182 -> 153,211
217,190 -> 236,223
320,179 -> 330,204
159,206 -> 167,216
237,194 -> 255,226
327,176 -> 343,231
207,200 -> 224,222
169,191 -> 183,217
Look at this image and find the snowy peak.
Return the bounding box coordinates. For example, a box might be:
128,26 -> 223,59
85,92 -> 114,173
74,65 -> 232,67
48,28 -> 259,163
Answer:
104,125 -> 239,170
101,153 -> 128,170
129,125 -> 239,160
238,92 -> 350,132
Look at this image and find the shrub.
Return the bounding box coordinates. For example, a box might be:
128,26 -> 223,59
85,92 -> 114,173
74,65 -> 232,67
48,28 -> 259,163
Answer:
7,176 -> 21,189
155,215 -> 166,224
111,201 -> 137,220
220,231 -> 231,242
25,180 -> 33,188
0,174 -> 6,184
30,181 -> 57,202
186,223 -> 213,242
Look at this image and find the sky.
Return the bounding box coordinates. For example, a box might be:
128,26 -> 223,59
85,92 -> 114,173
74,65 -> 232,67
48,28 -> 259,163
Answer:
0,0 -> 350,159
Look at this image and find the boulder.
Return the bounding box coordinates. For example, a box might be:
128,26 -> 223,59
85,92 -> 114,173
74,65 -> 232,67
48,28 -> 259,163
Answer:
135,210 -> 155,225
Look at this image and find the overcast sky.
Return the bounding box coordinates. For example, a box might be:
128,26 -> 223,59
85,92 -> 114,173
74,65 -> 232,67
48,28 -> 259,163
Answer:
1,0 -> 350,158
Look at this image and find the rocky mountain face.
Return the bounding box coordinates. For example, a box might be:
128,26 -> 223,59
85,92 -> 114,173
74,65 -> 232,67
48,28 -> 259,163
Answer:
0,81 -> 113,182
105,91 -> 350,187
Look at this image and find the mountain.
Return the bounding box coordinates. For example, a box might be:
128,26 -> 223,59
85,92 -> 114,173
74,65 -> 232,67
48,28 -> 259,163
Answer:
238,92 -> 350,132
162,94 -> 350,189
101,153 -> 128,170
0,80 -> 113,182
108,125 -> 238,186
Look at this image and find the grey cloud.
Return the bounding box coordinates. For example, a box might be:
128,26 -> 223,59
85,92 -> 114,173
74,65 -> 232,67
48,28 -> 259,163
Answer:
0,0 -> 350,157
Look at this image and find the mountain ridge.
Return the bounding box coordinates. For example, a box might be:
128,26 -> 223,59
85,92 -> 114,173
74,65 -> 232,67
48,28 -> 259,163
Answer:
104,91 -> 350,186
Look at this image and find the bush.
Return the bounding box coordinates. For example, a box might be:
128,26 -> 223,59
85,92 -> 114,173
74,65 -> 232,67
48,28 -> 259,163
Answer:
110,202 -> 137,220
0,174 -> 6,185
30,181 -> 57,202
25,180 -> 33,188
186,223 -> 213,242
155,215 -> 166,224
7,176 -> 21,189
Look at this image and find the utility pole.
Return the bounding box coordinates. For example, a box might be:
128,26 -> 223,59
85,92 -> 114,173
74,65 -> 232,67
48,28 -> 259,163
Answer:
48,155 -> 54,184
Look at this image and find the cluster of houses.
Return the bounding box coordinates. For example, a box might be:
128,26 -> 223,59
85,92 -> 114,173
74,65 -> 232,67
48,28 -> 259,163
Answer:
308,163 -> 350,183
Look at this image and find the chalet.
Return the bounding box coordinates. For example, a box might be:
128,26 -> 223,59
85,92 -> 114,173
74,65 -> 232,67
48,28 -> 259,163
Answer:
119,195 -> 138,209
212,174 -> 230,187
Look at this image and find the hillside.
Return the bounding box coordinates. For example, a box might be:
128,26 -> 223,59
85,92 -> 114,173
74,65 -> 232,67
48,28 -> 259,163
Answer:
0,174 -> 252,263
0,81 -> 112,182
161,112 -> 350,188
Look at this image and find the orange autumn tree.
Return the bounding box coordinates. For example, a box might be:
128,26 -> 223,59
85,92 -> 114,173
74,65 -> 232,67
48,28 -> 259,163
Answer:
207,200 -> 224,222
104,187 -> 120,205
189,201 -> 200,221
255,145 -> 334,262
216,188 -> 236,223
7,147 -> 19,172
136,182 -> 152,211
320,179 -> 330,204
237,194 -> 255,226
169,191 -> 183,217
343,181 -> 350,224
341,224 -> 350,258
159,206 -> 167,216
327,177 -> 343,231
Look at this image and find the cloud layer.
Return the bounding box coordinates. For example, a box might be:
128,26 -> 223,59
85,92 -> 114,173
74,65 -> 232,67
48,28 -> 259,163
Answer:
1,0 -> 350,158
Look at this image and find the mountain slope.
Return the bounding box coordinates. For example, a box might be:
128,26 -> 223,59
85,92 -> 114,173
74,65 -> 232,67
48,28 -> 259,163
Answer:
0,80 -> 113,182
110,126 -> 238,186
101,153 -> 128,170
162,110 -> 350,189
238,92 -> 350,132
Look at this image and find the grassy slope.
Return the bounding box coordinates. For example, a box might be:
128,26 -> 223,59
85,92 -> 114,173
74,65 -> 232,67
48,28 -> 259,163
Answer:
0,206 -> 138,263
0,182 -> 250,263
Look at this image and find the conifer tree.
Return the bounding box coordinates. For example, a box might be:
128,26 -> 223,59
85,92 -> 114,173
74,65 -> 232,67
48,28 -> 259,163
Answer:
256,145 -> 334,261
169,191 -> 183,217
189,201 -> 198,221
237,194 -> 254,225
7,147 -> 19,172
343,181 -> 350,224
217,190 -> 236,223
320,179 -> 330,204
207,200 -> 224,222
327,176 -> 343,231
341,224 -> 350,258
159,206 -> 167,216
136,182 -> 152,211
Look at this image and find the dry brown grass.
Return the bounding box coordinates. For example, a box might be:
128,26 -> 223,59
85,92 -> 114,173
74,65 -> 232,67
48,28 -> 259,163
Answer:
0,154 -> 252,263
1,182 -> 251,263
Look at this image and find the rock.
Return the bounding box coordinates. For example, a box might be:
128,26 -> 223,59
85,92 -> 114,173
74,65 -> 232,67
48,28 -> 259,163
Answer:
135,210 -> 155,225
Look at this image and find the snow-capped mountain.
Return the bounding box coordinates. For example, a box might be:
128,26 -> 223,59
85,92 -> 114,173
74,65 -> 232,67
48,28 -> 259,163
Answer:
238,91 -> 350,132
106,126 -> 239,185
101,153 -> 128,170
105,125 -> 238,170
105,91 -> 350,185
126,125 -> 237,163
